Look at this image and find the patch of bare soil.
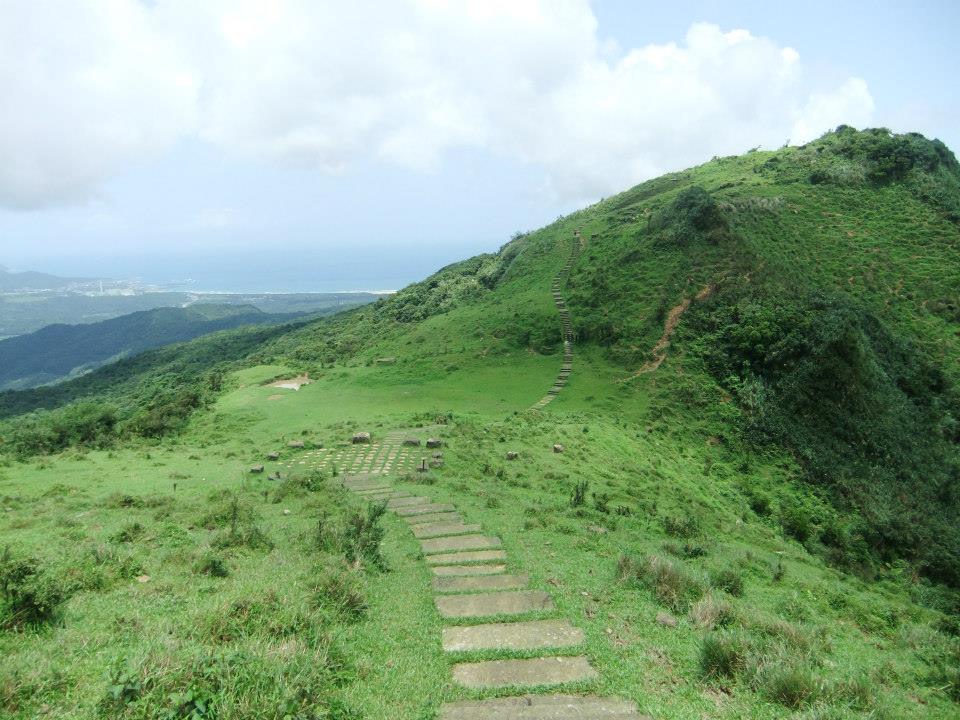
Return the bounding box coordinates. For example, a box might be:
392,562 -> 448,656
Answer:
620,284 -> 713,381
268,374 -> 311,391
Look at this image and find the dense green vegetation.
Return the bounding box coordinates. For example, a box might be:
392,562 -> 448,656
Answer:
0,304 -> 302,391
0,127 -> 957,718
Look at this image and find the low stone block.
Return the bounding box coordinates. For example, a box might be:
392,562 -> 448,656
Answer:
434,590 -> 552,618
441,619 -> 583,652
451,656 -> 597,689
433,573 -> 528,593
426,549 -> 507,566
432,563 -> 506,577
412,523 -> 482,539
421,534 -> 501,555
394,503 -> 456,516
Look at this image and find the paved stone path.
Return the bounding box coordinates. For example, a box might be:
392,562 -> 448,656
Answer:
338,470 -> 646,718
533,230 -> 585,410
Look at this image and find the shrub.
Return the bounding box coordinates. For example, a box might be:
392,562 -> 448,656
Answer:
343,502 -> 387,571
689,593 -> 737,629
110,522 -> 146,543
312,564 -> 366,621
711,567 -> 745,597
592,492 -> 610,514
699,631 -> 748,678
618,554 -> 703,612
570,480 -> 588,507
759,665 -> 821,709
780,501 -> 813,543
662,514 -> 701,538
195,552 -> 230,578
0,549 -> 69,629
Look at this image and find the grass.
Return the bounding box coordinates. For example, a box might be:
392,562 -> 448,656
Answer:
0,128 -> 957,717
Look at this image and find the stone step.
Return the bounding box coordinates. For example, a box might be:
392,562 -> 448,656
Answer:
421,534 -> 502,555
394,503 -> 457,516
404,511 -> 462,525
386,495 -> 432,508
435,590 -> 553,618
354,486 -> 395,495
442,619 -> 584,652
426,549 -> 508,566
439,695 -> 645,720
433,573 -> 528,593
433,563 -> 507,577
344,481 -> 391,491
412,522 -> 482,539
451,656 -> 597,689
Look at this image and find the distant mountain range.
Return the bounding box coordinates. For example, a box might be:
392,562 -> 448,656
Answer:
0,304 -> 298,390
0,265 -> 96,292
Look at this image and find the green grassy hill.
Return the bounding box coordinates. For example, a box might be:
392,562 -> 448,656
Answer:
0,128 -> 957,719
0,304 -> 302,391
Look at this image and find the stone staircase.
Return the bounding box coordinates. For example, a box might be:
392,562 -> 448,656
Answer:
532,231 -> 585,410
340,473 -> 648,719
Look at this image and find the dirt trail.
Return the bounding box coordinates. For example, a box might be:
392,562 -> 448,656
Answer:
621,284 -> 713,381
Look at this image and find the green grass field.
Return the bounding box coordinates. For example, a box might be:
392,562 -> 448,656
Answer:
1,128 -> 958,718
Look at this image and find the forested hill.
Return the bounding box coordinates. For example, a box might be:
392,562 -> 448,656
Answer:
0,304 -> 297,390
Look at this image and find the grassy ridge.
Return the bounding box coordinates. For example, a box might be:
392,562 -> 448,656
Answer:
0,127 -> 957,717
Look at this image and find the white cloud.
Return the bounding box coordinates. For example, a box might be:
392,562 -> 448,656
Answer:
0,1 -> 874,210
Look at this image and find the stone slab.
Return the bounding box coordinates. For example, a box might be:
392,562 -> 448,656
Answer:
435,590 -> 553,618
421,534 -> 502,555
433,564 -> 506,577
386,496 -> 432,508
394,503 -> 456,516
433,574 -> 528,593
412,523 -> 482,539
404,512 -> 462,525
451,656 -> 597,689
439,695 -> 645,720
353,487 -> 394,496
426,549 -> 508,566
442,619 -> 585,652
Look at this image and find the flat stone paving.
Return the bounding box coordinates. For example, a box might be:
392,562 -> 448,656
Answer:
439,695 -> 647,719
412,522 -> 482,539
451,656 -> 598,689
404,511 -> 462,525
433,573 -> 528,593
435,590 -> 553,618
426,549 -> 508,566
386,495 -> 432,507
420,534 -> 502,554
442,619 -> 584,652
339,400 -> 643,715
432,563 -> 507,577
395,503 -> 457,516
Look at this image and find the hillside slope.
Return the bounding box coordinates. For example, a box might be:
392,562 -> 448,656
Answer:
0,127 -> 958,719
0,304 -> 298,390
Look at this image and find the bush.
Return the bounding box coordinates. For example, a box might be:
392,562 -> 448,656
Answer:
699,631 -> 748,678
712,567 -> 745,597
689,593 -> 738,629
618,554 -> 703,612
343,502 -> 387,571
662,514 -> 701,538
759,665 -> 821,709
195,552 -> 230,578
570,480 -> 589,507
312,563 -> 366,621
0,549 -> 69,629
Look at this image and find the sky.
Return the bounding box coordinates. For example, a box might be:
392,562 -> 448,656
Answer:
0,0 -> 956,292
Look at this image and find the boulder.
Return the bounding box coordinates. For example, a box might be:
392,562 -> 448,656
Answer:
403,438 -> 421,447
426,438 -> 443,448
249,465 -> 265,474
288,440 -> 305,449
267,452 -> 280,461
352,432 -> 371,444
432,451 -> 444,459
553,444 -> 565,454
506,451 -> 519,460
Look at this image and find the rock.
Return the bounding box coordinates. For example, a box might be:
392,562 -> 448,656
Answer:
506,451 -> 519,460
432,451 -> 444,459
426,438 -> 443,448
403,438 -> 421,446
288,440 -> 305,449
375,357 -> 396,365
283,509 -> 291,516
249,465 -> 265,474
553,444 -> 565,453
430,459 -> 444,468
267,452 -> 280,461
136,575 -> 151,583
352,432 -> 371,444
656,611 -> 678,628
